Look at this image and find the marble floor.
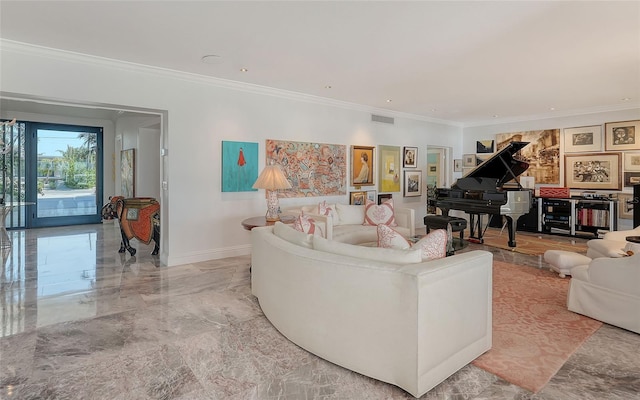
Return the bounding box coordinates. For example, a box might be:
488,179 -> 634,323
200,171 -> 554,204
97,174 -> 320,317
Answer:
0,223 -> 639,399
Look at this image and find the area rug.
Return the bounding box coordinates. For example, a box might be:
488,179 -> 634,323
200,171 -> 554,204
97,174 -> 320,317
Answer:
471,260 -> 602,393
478,228 -> 588,256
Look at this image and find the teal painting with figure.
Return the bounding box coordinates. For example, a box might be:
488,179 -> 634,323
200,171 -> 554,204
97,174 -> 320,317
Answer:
222,141 -> 258,192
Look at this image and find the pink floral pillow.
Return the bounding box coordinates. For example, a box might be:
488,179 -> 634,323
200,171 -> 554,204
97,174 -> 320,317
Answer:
317,201 -> 333,216
294,213 -> 323,236
414,229 -> 448,261
377,224 -> 411,250
363,199 -> 397,226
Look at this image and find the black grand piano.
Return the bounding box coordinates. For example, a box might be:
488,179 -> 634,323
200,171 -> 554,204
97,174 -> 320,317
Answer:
433,141 -> 532,247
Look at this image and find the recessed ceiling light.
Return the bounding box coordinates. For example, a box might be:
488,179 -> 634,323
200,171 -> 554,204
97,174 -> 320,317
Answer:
549,107 -> 556,111
431,108 -> 438,112
324,85 -> 332,89
622,97 -> 631,101
386,99 -> 392,103
240,68 -> 248,72
201,55 -> 223,65
492,114 -> 499,118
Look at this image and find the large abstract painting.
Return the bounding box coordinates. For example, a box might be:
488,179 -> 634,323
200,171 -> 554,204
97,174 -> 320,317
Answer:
221,141 -> 259,192
496,129 -> 560,184
121,148 -> 135,198
265,139 -> 346,197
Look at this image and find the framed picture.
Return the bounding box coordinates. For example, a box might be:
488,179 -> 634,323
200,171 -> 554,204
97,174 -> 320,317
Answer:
624,152 -> 640,171
496,129 -> 560,184
605,120 -> 640,151
378,145 -> 401,192
350,191 -> 366,205
366,190 -> 377,203
476,154 -> 490,165
462,167 -> 474,176
618,193 -> 635,219
624,172 -> 640,187
563,125 -> 603,153
377,193 -> 392,205
454,159 -> 462,172
564,153 -> 621,190
476,140 -> 494,153
403,170 -> 422,197
221,141 -> 258,192
403,146 -> 418,168
351,145 -> 374,186
463,154 -> 476,167
120,148 -> 135,198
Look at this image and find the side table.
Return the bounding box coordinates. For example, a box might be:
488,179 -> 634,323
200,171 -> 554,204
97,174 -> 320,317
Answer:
626,236 -> 640,244
241,215 -> 296,231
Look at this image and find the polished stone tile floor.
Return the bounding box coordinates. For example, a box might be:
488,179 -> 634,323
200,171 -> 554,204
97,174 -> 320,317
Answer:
0,223 -> 639,399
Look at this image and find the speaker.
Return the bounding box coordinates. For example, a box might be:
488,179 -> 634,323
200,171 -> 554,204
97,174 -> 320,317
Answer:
634,184 -> 640,227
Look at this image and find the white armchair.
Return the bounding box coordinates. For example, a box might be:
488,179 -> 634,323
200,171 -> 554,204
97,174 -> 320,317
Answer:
586,225 -> 640,259
568,242 -> 640,334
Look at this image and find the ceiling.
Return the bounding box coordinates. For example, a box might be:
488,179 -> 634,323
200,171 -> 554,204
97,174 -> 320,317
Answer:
1,1 -> 639,126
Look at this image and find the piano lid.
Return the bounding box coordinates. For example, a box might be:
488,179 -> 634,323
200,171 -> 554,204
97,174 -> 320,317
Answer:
457,141 -> 530,188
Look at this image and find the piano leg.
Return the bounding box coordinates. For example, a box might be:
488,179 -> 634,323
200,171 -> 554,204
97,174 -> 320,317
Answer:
505,216 -> 517,247
468,213 -> 485,244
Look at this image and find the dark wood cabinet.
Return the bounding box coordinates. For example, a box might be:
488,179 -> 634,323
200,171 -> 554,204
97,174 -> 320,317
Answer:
634,185 -> 640,227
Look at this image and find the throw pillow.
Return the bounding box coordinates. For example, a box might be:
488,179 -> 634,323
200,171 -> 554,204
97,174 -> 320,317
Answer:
363,199 -> 397,227
273,221 -> 314,249
413,229 -> 448,261
313,235 -> 422,265
335,203 -> 365,225
293,213 -> 324,237
317,201 -> 333,216
377,224 -> 411,250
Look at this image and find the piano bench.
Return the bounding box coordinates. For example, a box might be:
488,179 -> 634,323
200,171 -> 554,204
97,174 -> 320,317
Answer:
424,215 -> 467,240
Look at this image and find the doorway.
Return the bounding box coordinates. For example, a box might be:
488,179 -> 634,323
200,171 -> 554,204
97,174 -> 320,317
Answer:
28,122 -> 103,228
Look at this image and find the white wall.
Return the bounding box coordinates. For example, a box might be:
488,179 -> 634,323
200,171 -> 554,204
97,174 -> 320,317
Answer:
0,41 -> 462,266
463,109 -> 640,230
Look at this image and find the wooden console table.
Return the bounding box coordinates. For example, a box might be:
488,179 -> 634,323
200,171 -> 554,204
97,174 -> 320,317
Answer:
241,215 -> 296,231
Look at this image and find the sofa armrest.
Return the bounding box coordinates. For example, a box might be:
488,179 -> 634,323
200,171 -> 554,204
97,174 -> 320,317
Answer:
394,208 -> 415,237
584,253 -> 640,296
602,226 -> 640,242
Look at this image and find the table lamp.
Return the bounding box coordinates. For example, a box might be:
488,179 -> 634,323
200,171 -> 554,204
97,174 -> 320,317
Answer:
252,162 -> 292,221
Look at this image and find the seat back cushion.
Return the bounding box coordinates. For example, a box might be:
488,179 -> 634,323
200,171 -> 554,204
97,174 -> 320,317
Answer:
335,203 -> 365,226
313,235 -> 422,264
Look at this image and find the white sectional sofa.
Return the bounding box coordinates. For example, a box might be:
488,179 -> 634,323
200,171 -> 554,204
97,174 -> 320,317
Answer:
586,225 -> 640,258
251,223 -> 493,398
283,202 -> 415,243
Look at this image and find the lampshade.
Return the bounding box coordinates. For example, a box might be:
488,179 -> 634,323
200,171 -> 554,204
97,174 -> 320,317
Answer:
252,163 -> 291,222
252,164 -> 292,190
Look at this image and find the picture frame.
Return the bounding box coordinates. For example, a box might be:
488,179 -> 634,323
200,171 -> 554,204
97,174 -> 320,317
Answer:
377,193 -> 392,205
221,141 -> 259,192
476,140 -> 494,153
462,154 -> 476,167
403,170 -> 422,197
624,172 -> 640,188
454,159 -> 462,172
605,120 -> 640,151
120,148 -> 135,198
476,154 -> 490,166
403,146 -> 418,168
563,125 -> 603,153
564,153 -> 621,190
350,145 -> 375,187
462,167 -> 474,176
378,145 -> 401,192
618,193 -> 635,219
624,152 -> 640,171
349,191 -> 366,205
366,190 -> 377,203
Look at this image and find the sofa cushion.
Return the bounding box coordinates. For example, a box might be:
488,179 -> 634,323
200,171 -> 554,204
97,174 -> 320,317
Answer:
335,203 -> 365,226
363,199 -> 397,227
293,213 -> 324,237
414,229 -> 448,261
273,221 -> 314,248
313,235 -> 422,264
377,224 -> 411,250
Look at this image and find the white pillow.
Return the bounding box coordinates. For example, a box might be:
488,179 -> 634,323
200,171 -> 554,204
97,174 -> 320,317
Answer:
313,235 -> 422,264
273,221 -> 314,248
363,199 -> 397,227
414,229 -> 448,261
377,224 -> 411,249
335,203 -> 365,225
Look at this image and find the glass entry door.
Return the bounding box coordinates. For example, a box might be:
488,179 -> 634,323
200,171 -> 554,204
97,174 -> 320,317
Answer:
29,123 -> 103,228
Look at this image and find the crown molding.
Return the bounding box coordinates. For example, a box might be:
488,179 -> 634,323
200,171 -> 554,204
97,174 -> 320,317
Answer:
0,40 -> 461,128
